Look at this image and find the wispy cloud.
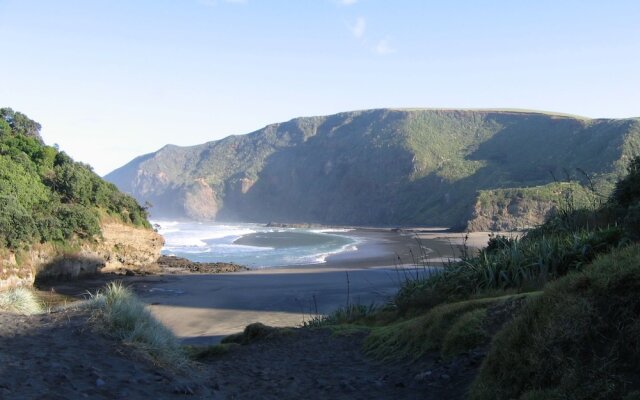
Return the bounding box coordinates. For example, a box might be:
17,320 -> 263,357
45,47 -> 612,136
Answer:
349,16 -> 366,39
374,38 -> 395,55
338,0 -> 358,5
198,0 -> 246,6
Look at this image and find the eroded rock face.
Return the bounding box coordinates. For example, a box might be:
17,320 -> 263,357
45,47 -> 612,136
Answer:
0,222 -> 164,288
183,179 -> 218,220
94,222 -> 164,272
466,197 -> 557,232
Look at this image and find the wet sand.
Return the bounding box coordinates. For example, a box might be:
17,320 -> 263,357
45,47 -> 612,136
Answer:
136,228 -> 491,344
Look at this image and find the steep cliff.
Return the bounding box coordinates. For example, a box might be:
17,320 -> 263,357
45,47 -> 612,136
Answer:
465,182 -> 595,231
106,109 -> 640,229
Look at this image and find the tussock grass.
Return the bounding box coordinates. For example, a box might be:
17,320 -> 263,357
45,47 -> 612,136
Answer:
89,282 -> 186,367
0,287 -> 43,315
364,295 -> 526,361
441,308 -> 488,357
471,244 -> 640,400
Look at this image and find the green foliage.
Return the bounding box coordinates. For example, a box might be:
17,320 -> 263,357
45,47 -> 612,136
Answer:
394,227 -> 623,313
377,156 -> 640,399
0,108 -> 42,140
393,154 -> 640,312
363,296 -> 520,361
441,308 -> 488,357
612,156 -> 640,208
54,162 -> 95,205
0,195 -> 38,248
471,244 -> 640,400
0,108 -> 151,249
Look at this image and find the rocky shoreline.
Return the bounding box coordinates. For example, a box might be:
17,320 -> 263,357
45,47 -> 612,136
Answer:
154,255 -> 249,274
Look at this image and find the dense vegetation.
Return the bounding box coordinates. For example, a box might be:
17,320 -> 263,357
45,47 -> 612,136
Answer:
0,108 -> 150,249
311,155 -> 640,399
106,109 -> 640,228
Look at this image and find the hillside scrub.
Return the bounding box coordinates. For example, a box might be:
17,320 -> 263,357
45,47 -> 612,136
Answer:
349,154 -> 639,398
363,295 -> 525,361
470,244 -> 640,400
0,108 -> 150,250
393,226 -> 624,312
392,153 -> 640,314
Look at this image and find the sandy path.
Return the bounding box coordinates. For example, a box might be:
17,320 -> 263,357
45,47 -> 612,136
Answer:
0,309 -> 478,399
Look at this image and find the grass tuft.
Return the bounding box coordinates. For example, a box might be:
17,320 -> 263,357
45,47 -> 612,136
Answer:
364,295 -> 526,361
441,308 -> 488,357
89,282 -> 186,368
0,287 -> 43,315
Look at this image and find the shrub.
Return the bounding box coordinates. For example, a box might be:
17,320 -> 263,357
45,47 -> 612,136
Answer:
394,227 -> 624,313
0,287 -> 43,314
612,156 -> 640,208
363,296 -> 519,361
471,244 -> 640,400
89,282 -> 186,367
0,195 -> 37,248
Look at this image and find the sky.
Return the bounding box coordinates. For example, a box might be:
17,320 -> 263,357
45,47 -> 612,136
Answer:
1,0 -> 639,175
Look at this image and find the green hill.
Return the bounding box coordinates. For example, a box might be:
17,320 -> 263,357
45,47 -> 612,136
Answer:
0,108 -> 149,250
0,108 -> 159,287
106,109 -> 640,228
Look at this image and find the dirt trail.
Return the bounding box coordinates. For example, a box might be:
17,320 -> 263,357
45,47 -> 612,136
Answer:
0,311 -> 208,399
0,309 -> 480,399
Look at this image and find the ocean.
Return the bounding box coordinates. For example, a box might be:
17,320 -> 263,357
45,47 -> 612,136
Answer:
153,220 -> 360,268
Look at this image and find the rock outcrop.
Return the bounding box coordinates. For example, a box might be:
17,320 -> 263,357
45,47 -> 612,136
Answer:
466,197 -> 558,232
0,222 -> 163,288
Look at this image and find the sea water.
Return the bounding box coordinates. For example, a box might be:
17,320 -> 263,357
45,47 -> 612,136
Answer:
153,220 -> 359,268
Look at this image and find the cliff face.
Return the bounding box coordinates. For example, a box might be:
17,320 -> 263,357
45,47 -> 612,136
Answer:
466,193 -> 559,232
106,109 -> 640,229
0,222 -> 163,289
90,222 -> 164,272
465,182 -> 597,231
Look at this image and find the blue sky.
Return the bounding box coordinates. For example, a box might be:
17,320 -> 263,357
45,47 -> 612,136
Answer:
1,0 -> 638,175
